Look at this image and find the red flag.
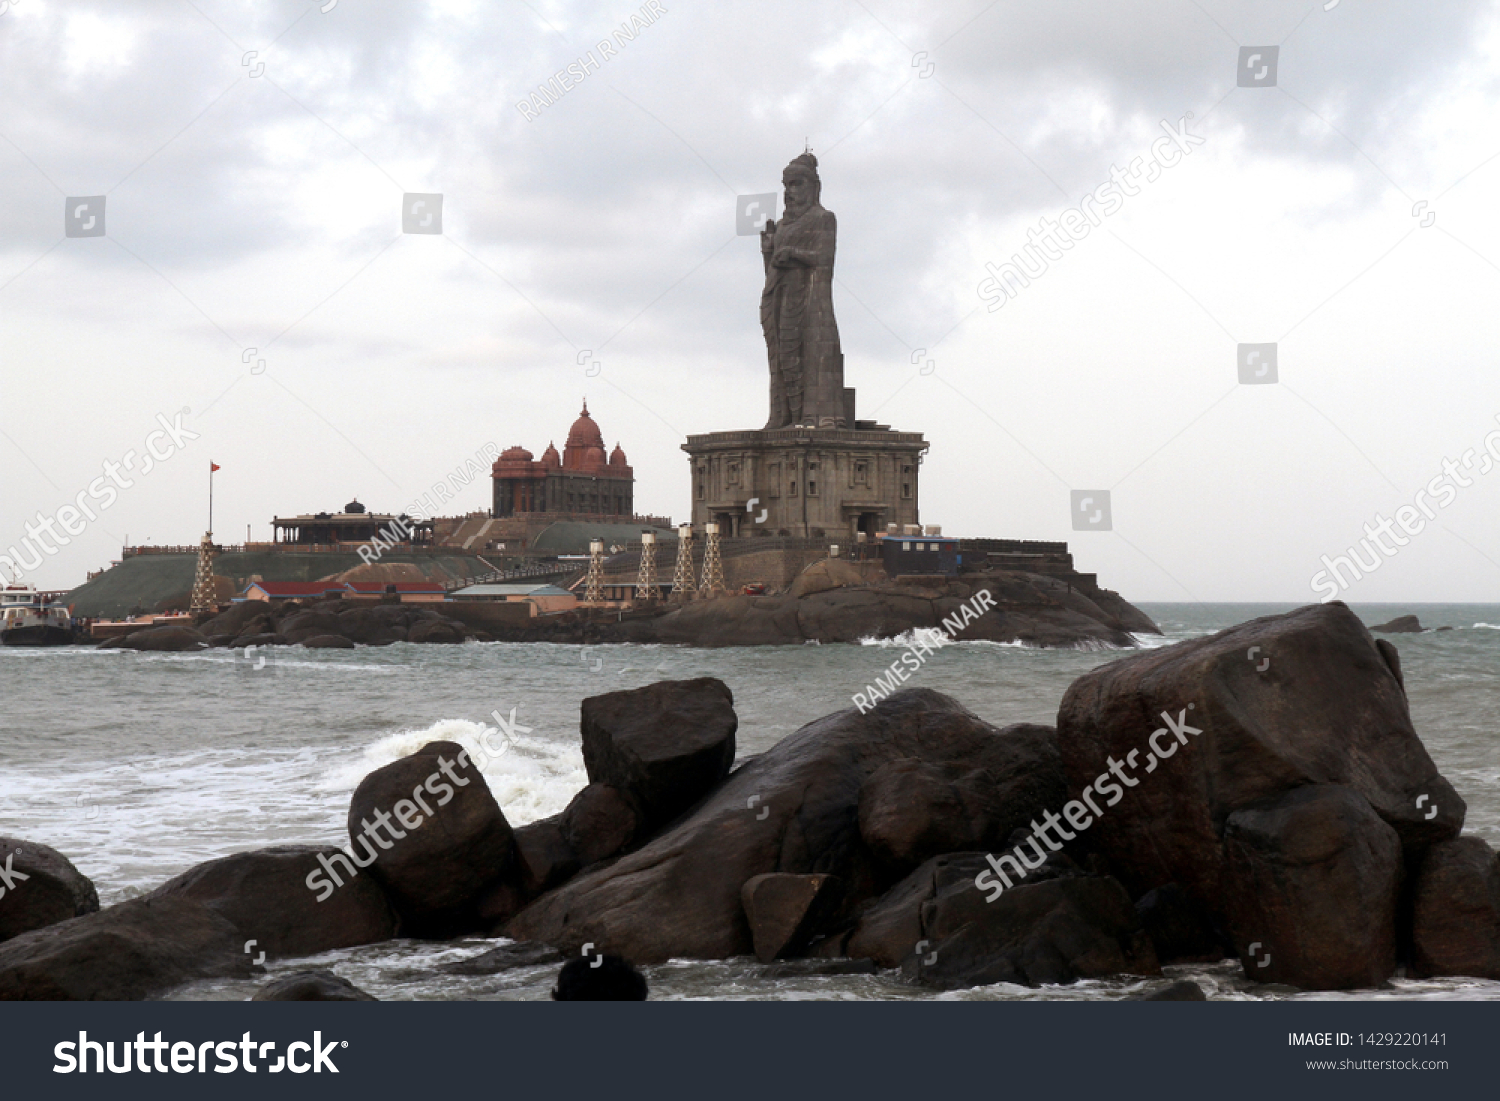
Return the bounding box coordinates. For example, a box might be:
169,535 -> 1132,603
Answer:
210,462 -> 221,472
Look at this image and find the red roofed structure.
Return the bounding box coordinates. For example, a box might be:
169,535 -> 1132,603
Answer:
241,581 -> 348,602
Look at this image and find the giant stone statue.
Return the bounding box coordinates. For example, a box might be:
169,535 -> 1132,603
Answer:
760,152 -> 846,429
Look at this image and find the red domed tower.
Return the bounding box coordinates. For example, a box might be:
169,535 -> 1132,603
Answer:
490,401 -> 635,519
563,402 -> 608,472
609,443 -> 632,476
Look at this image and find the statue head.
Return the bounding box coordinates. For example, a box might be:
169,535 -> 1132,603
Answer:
782,153 -> 820,219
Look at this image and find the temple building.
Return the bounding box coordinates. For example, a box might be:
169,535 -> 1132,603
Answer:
271,498 -> 433,546
492,402 -> 636,519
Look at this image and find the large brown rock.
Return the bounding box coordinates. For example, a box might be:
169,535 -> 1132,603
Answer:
856,723 -> 1066,875
348,740 -> 516,937
148,845 -> 398,958
199,600 -> 280,637
116,625 -> 210,651
562,784 -> 638,866
0,838 -> 99,944
512,816 -> 580,897
904,872 -> 1160,990
794,590 -> 941,643
1056,603 -> 1462,918
741,873 -> 841,962
302,634 -> 355,649
278,610 -> 345,644
1222,785 -> 1401,990
508,689 -> 1053,964
634,566 -> 1152,648
844,853 -> 993,968
1410,837 -> 1500,979
408,618 -> 465,644
1134,883 -> 1227,964
580,677 -> 737,832
334,604 -> 410,645
0,896 -> 256,1000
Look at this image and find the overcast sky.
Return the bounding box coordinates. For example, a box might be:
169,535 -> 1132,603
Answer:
3,0 -> 1499,603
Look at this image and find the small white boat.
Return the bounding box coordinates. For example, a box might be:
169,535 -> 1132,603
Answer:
1,583 -> 76,646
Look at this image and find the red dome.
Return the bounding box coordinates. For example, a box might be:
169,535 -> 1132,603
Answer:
565,402 -> 605,451
541,442 -> 561,468
493,445 -> 536,475
609,443 -> 628,467
563,401 -> 610,471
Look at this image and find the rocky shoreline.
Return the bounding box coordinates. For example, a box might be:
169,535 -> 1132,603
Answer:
3,601 -> 1496,1000
90,558 -> 1159,653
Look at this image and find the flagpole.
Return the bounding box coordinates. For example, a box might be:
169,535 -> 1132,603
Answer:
209,462 -> 214,536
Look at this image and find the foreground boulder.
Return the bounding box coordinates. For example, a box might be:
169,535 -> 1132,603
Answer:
580,678 -> 737,833
348,740 -> 516,938
741,873 -> 841,962
1410,837 -> 1500,979
836,848 -> 1156,989
252,971 -> 377,1001
511,817 -> 580,898
0,896 -> 255,1000
561,784 -> 638,866
856,723 -> 1065,876
844,853 -> 994,968
1222,785 -> 1401,990
1057,603 -> 1463,923
1133,883 -> 1227,964
902,873 -> 1159,990
0,838 -> 99,944
508,689 -> 1070,964
148,845 -> 398,958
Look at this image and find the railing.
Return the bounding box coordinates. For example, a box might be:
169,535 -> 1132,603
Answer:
444,562 -> 580,591
123,545 -> 245,556
957,537 -> 1070,555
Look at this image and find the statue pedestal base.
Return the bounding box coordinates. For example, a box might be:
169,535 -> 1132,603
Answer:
681,425 -> 929,539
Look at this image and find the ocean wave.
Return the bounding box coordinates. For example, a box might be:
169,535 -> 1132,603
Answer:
125,651 -> 399,674
1129,633 -> 1180,650
317,717 -> 586,827
858,628 -> 1023,649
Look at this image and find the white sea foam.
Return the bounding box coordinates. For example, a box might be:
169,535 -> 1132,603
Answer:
318,717 -> 586,827
1129,632 -> 1179,649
